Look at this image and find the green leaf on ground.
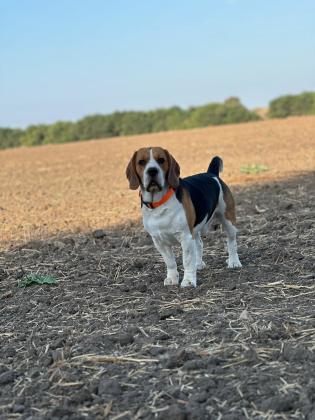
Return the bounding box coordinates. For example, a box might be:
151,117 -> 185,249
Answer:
240,164 -> 269,174
18,274 -> 57,288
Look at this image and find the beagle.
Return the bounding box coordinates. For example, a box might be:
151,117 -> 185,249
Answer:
126,147 -> 242,287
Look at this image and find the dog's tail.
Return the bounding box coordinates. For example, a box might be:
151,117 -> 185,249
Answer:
207,156 -> 223,176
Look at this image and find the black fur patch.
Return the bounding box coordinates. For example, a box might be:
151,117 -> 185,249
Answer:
207,156 -> 223,176
176,173 -> 220,226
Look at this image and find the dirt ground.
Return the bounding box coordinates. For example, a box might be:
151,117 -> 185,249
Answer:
0,116 -> 314,248
0,170 -> 314,419
0,116 -> 314,419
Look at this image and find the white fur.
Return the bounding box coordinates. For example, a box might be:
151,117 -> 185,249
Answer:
141,149 -> 166,203
142,173 -> 241,288
142,194 -> 199,287
213,180 -> 242,269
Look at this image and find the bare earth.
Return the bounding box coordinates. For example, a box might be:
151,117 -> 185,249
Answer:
0,116 -> 314,419
0,173 -> 314,419
0,116 -> 314,248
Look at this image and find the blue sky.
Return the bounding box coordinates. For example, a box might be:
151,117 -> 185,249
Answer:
1,0 -> 314,128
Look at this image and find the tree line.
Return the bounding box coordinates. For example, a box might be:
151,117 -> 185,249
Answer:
268,92 -> 315,118
1,92 -> 314,150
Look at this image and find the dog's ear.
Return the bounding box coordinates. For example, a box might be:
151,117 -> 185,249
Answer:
126,151 -> 140,190
165,149 -> 180,189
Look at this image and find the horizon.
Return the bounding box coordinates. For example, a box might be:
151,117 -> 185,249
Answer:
1,0 -> 315,128
0,91 -> 313,130
0,93 -> 283,130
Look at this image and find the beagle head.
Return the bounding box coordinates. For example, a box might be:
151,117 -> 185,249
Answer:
126,147 -> 180,192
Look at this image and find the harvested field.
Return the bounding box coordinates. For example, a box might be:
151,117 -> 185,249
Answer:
0,117 -> 315,419
0,116 -> 314,248
0,173 -> 314,419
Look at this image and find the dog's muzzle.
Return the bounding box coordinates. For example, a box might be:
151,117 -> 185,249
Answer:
146,167 -> 162,192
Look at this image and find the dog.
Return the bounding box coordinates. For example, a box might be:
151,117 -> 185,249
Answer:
126,147 -> 242,287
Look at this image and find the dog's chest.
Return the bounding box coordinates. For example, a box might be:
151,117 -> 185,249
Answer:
142,197 -> 188,243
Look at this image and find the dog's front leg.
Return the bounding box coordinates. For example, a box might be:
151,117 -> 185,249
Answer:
180,235 -> 197,288
152,238 -> 179,286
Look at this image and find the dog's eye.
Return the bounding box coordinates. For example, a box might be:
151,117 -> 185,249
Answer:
138,159 -> 146,166
157,158 -> 165,164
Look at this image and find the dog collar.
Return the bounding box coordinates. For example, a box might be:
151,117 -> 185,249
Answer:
140,187 -> 175,209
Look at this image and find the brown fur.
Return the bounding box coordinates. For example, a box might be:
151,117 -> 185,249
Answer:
181,187 -> 196,236
126,151 -> 140,189
163,149 -> 180,189
126,147 -> 180,190
221,181 -> 236,225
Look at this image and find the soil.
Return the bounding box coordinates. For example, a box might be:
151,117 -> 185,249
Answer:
0,115 -> 315,248
0,172 -> 314,419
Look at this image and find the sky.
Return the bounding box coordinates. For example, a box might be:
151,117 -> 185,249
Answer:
1,0 -> 314,128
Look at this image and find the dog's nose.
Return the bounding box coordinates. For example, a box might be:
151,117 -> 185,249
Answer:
147,167 -> 158,177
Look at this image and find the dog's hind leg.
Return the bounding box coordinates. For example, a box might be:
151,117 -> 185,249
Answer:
152,238 -> 179,285
217,180 -> 242,269
222,217 -> 242,268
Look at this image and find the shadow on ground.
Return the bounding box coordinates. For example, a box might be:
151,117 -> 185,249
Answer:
0,172 -> 314,419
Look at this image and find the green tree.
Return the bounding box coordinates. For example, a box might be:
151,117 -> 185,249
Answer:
119,112 -> 152,135
44,121 -> 77,144
20,125 -> 49,146
74,115 -> 117,140
184,99 -> 260,128
268,92 -> 315,118
0,128 -> 23,149
149,107 -> 187,131
224,97 -> 242,107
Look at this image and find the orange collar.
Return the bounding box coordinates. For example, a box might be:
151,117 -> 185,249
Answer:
140,187 -> 175,209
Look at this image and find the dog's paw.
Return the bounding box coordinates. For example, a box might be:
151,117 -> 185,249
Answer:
196,260 -> 206,270
164,277 -> 179,286
181,276 -> 196,288
227,258 -> 242,269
